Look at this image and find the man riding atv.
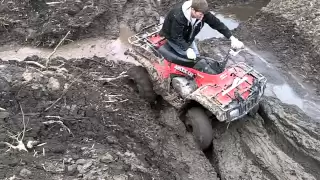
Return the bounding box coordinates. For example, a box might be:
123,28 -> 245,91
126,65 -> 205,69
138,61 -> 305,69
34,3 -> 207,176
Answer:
159,0 -> 244,59
125,0 -> 267,151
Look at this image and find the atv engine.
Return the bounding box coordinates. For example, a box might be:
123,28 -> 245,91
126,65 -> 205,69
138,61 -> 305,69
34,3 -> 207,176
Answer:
172,77 -> 197,98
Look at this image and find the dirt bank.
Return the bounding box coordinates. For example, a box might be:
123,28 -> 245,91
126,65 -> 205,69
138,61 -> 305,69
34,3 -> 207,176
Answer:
233,0 -> 320,95
0,0 -> 164,48
1,56 -> 319,180
0,0 -> 271,48
0,56 -> 217,179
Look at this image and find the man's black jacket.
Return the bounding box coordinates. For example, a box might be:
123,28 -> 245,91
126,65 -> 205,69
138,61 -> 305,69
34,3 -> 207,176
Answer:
159,2 -> 232,51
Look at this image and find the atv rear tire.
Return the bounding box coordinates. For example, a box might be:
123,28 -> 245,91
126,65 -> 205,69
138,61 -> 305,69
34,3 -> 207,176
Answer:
127,66 -> 157,103
185,107 -> 213,150
248,104 -> 259,117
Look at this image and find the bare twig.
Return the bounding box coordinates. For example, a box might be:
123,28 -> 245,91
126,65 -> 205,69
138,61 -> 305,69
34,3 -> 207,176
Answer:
45,73 -> 83,111
46,31 -> 71,67
19,102 -> 26,141
45,115 -> 62,120
46,2 -> 63,5
96,71 -> 128,82
37,142 -> 47,147
24,61 -> 46,69
33,150 -> 38,157
0,103 -> 28,152
120,99 -> 129,103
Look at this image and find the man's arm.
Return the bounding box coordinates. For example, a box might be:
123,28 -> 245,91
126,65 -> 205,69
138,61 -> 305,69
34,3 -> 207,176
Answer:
169,18 -> 190,51
203,12 -> 232,39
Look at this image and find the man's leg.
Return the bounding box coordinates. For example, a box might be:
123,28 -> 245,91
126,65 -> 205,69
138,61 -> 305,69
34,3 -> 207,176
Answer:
167,40 -> 188,56
191,41 -> 200,56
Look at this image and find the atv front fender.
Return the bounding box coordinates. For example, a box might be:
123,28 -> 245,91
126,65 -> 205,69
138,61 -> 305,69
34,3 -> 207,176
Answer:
182,86 -> 227,122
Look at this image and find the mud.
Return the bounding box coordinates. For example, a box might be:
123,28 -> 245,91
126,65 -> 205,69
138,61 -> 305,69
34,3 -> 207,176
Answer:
0,56 -> 217,180
0,0 -> 163,48
208,97 -> 320,180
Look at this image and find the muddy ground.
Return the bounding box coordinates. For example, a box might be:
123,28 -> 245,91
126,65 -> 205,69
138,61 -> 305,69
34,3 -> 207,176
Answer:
0,57 -> 217,180
0,0 -> 162,47
0,0 -> 320,180
0,0 -> 263,48
0,56 -> 319,180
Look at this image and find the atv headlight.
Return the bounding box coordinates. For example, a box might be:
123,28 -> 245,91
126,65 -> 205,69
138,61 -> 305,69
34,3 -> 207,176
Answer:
230,109 -> 240,118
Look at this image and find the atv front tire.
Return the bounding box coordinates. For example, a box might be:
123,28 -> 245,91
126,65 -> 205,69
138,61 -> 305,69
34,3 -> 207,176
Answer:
127,66 -> 157,103
185,107 -> 213,150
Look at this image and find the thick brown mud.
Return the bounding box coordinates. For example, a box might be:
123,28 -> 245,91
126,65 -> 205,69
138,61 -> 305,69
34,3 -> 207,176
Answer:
206,97 -> 320,180
0,57 -> 217,180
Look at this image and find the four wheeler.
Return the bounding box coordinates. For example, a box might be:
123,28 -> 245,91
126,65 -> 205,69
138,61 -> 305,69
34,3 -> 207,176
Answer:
125,23 -> 267,150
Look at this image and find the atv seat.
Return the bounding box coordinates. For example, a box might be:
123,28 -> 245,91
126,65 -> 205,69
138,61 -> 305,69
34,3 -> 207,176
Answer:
158,43 -> 196,68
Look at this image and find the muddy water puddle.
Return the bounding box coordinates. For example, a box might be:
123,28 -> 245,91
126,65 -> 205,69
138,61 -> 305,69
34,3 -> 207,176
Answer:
0,23 -> 138,65
196,0 -> 270,40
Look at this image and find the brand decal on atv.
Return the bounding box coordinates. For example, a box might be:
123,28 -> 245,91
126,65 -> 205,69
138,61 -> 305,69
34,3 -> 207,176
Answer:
174,66 -> 195,77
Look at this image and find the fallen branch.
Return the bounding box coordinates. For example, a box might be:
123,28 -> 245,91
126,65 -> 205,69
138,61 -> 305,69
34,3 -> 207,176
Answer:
96,71 -> 128,82
0,103 -> 28,152
46,31 -> 71,67
24,61 -> 46,69
45,73 -> 83,111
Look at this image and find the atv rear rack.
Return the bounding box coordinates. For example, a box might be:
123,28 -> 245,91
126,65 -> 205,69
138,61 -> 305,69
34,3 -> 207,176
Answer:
128,23 -> 163,46
128,23 -> 166,62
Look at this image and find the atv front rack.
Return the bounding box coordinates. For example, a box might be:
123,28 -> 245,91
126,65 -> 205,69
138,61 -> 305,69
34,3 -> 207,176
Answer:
199,62 -> 267,121
235,62 -> 267,83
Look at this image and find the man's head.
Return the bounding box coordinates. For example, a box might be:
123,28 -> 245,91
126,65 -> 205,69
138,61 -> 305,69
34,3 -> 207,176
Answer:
190,0 -> 208,20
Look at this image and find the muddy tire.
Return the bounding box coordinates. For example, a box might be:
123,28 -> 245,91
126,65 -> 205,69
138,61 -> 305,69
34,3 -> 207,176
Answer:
127,66 -> 157,103
248,104 -> 259,117
185,107 -> 213,150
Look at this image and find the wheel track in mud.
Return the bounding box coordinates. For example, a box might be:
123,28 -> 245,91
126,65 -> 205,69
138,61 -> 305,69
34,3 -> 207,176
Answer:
239,138 -> 279,180
259,106 -> 320,179
204,99 -> 320,180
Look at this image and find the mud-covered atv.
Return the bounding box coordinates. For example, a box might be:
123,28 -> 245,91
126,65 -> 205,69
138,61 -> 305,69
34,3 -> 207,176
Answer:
125,23 -> 267,150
